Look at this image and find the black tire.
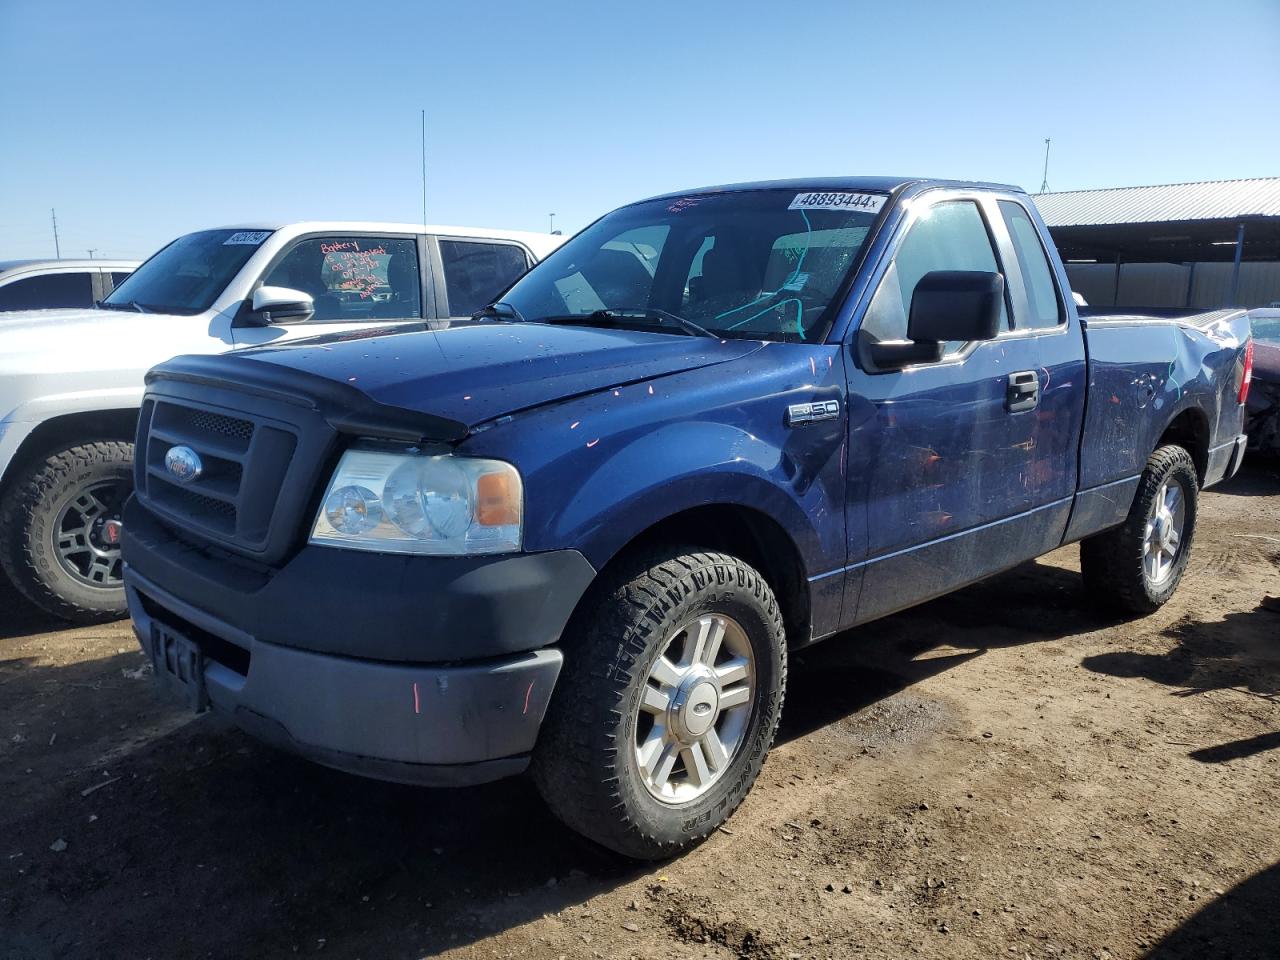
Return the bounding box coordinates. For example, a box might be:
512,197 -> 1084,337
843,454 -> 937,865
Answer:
532,549 -> 786,860
1080,444 -> 1199,615
0,441 -> 134,624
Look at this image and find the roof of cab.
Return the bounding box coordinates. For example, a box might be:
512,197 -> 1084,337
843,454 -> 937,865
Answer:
0,258 -> 140,275
210,221 -> 564,259
639,176 -> 1026,204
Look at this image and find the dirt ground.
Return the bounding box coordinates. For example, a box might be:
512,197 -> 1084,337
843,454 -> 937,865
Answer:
2,463 -> 1279,960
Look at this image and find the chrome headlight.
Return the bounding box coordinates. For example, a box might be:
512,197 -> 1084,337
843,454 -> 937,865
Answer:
310,448 -> 522,555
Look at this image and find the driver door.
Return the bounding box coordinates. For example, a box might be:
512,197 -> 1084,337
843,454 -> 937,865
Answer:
232,233 -> 429,347
842,194 -> 1075,626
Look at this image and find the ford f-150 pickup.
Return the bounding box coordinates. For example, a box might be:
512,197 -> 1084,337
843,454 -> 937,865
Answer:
121,177 -> 1253,859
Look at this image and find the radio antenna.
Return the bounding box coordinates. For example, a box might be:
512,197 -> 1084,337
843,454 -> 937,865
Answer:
420,109 -> 428,227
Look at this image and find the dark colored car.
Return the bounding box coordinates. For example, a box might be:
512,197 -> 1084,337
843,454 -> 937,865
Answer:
1247,309 -> 1280,453
121,177 -> 1253,858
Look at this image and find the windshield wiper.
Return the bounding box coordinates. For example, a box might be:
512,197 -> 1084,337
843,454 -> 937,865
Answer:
538,308 -> 716,338
101,299 -> 152,313
471,301 -> 525,323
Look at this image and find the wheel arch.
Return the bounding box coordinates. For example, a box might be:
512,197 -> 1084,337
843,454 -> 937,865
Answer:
577,502 -> 813,650
1156,406 -> 1209,484
0,409 -> 137,493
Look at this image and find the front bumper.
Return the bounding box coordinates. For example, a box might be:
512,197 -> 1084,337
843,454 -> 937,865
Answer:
122,501 -> 596,785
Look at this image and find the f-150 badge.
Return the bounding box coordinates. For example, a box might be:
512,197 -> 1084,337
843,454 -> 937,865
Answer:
786,400 -> 840,426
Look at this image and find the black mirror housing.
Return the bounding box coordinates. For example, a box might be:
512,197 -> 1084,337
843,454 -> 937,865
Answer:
907,270 -> 1004,344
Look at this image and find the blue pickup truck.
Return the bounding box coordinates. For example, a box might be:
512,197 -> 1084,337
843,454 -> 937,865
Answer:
121,177 -> 1253,858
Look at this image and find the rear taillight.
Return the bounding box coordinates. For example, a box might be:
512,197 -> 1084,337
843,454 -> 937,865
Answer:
1239,339 -> 1254,404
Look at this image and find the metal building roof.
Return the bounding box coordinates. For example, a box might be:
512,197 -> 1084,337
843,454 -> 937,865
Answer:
1034,178 -> 1280,227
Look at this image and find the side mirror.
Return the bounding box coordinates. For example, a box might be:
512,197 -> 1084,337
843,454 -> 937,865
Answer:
907,270 -> 1004,343
866,270 -> 1004,369
250,285 -> 314,324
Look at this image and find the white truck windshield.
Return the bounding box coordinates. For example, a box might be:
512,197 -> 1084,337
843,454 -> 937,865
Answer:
103,229 -> 273,315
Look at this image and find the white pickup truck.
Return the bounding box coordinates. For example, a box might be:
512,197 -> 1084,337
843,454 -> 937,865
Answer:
0,221 -> 563,622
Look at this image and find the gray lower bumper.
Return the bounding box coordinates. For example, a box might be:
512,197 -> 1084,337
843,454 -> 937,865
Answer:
127,573 -> 563,787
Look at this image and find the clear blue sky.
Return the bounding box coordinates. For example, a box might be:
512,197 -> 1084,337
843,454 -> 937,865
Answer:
1,0 -> 1277,261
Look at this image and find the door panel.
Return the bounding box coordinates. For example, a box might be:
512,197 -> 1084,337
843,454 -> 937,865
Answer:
840,193 -> 1082,627
847,337 -> 1064,625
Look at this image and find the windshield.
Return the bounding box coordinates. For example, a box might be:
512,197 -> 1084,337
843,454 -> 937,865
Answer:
498,188 -> 883,341
103,229 -> 273,315
1252,314 -> 1280,342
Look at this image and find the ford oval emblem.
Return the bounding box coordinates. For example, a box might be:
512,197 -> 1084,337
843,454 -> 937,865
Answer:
164,445 -> 203,483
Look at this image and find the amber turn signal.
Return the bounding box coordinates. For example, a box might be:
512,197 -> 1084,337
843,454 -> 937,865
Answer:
476,471 -> 521,527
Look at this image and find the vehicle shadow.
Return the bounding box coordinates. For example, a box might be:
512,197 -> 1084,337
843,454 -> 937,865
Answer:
1188,730 -> 1280,764
1143,861 -> 1280,959
1082,597 -> 1280,772
1210,458 -> 1280,497
1081,599 -> 1280,702
0,648 -> 648,960
0,578 -> 106,642
781,558 -> 1106,743
0,557 -> 1112,960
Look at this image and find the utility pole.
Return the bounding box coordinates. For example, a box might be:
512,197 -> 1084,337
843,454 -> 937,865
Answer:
420,109 -> 428,227
1039,138 -> 1051,194
87,248 -> 97,259
51,208 -> 61,258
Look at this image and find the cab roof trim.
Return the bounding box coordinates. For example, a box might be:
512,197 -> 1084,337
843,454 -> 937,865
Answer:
209,221 -> 560,243
637,176 -> 1026,205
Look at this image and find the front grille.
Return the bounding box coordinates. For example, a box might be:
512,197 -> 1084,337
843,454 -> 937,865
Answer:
171,407 -> 254,446
152,485 -> 238,534
136,397 -> 301,556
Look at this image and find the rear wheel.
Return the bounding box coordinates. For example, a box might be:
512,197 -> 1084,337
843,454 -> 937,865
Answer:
0,441 -> 133,623
1080,444 -> 1198,615
532,549 -> 786,859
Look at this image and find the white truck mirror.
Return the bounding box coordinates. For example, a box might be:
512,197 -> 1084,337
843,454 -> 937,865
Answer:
251,285 -> 314,324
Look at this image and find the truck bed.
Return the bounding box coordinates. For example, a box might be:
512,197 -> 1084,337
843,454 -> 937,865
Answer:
1079,306 -> 1248,330
1072,307 -> 1250,526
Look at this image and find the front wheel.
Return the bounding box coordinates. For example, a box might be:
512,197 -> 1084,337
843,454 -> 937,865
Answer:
0,441 -> 134,623
532,550 -> 786,859
1080,444 -> 1199,615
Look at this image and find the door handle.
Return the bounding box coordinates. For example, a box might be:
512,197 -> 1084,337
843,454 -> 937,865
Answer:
1006,370 -> 1039,413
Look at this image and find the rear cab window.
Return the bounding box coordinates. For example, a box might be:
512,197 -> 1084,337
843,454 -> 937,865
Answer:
997,200 -> 1064,330
262,236 -> 421,322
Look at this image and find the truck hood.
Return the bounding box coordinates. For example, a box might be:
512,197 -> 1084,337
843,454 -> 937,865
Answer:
0,307 -> 225,424
0,306 -> 192,360
161,322 -> 765,437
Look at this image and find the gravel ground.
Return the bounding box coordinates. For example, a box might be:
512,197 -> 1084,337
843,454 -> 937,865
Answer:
2,462 -> 1279,960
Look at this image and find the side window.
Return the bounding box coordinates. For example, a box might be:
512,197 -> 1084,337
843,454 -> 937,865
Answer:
439,240 -> 531,318
263,237 -> 420,322
0,272 -> 95,311
109,271 -> 133,291
861,200 -> 1008,358
998,200 -> 1063,329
